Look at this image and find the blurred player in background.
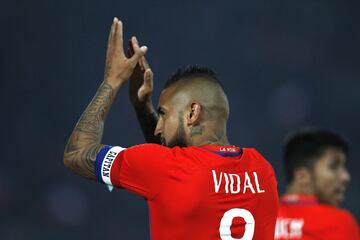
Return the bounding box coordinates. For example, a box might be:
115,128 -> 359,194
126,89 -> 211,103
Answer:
275,128 -> 359,239
64,17 -> 279,239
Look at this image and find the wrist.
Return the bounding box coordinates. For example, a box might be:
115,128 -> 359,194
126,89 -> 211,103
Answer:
135,100 -> 155,116
103,78 -> 124,91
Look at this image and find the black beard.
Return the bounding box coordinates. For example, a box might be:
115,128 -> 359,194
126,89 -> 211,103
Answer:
165,136 -> 187,148
164,111 -> 187,148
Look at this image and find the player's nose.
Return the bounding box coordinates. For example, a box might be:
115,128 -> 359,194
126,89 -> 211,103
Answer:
341,167 -> 351,185
154,121 -> 163,137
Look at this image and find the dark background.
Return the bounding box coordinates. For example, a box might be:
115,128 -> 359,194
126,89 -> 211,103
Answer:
1,0 -> 359,239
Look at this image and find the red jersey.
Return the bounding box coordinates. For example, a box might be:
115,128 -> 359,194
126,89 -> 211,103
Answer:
95,144 -> 279,240
276,194 -> 360,240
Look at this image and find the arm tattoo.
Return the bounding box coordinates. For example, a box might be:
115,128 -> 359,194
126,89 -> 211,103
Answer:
64,82 -> 114,179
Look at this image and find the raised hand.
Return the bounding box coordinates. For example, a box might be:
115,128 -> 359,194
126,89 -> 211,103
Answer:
104,18 -> 148,88
128,37 -> 154,108
127,37 -> 160,144
64,18 -> 150,179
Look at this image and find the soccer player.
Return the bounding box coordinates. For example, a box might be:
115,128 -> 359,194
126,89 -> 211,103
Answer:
64,17 -> 279,240
275,128 -> 359,239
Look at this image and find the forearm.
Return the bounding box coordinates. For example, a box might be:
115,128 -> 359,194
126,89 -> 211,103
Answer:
64,81 -> 120,179
134,102 -> 161,144
64,17 -> 148,179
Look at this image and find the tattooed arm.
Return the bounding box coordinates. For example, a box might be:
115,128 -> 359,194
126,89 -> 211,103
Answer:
128,39 -> 160,144
64,82 -> 113,179
63,18 -> 148,179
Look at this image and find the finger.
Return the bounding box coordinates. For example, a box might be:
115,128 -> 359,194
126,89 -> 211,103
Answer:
108,18 -> 116,47
114,20 -> 124,55
144,69 -> 153,89
140,56 -> 150,70
132,37 -> 148,70
138,69 -> 154,101
138,57 -> 146,70
106,18 -> 117,60
129,36 -> 148,64
127,39 -> 144,72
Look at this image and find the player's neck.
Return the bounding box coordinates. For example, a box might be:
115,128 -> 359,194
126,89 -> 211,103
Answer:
191,132 -> 230,146
187,123 -> 231,146
286,182 -> 315,196
197,138 -> 230,146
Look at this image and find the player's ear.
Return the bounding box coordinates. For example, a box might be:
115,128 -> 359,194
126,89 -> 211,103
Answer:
186,102 -> 201,125
294,167 -> 312,186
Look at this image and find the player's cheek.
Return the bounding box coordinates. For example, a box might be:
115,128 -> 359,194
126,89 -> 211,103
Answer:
324,173 -> 337,201
165,117 -> 176,136
316,172 -> 332,199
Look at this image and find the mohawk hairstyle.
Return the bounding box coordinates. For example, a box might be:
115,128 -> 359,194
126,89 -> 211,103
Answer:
164,65 -> 223,89
283,128 -> 350,183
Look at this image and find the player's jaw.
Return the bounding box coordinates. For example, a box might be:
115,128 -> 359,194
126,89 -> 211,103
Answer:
332,177 -> 349,206
156,107 -> 189,148
316,184 -> 347,207
333,187 -> 346,205
162,123 -> 188,148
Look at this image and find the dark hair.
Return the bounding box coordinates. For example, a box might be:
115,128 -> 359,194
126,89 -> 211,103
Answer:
164,65 -> 223,89
284,128 -> 350,183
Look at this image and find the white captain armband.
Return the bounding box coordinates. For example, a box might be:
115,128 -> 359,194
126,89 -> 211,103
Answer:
95,145 -> 126,192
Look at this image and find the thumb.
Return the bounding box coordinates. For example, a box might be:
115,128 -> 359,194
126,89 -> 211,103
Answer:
129,46 -> 147,65
129,36 -> 148,65
143,69 -> 153,90
138,69 -> 153,101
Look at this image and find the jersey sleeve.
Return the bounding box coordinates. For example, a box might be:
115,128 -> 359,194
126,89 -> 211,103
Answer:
95,144 -> 172,200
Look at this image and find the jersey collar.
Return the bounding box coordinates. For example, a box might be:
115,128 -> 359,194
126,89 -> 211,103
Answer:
199,145 -> 243,157
281,194 -> 318,205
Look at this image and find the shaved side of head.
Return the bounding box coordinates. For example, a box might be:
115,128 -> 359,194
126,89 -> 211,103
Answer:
163,65 -> 229,123
168,77 -> 229,122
